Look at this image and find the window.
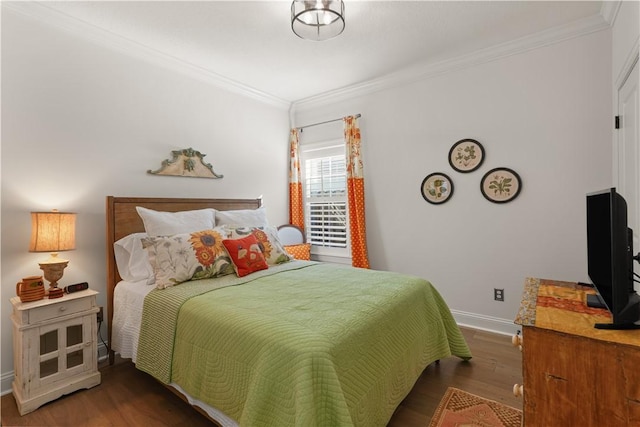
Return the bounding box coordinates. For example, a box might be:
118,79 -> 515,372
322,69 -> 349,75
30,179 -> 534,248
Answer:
301,140 -> 349,257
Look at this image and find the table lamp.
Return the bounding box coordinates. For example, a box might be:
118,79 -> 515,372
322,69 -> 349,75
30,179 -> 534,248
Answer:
29,210 -> 76,299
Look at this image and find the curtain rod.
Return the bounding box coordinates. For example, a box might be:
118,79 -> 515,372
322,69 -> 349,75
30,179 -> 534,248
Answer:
297,113 -> 361,132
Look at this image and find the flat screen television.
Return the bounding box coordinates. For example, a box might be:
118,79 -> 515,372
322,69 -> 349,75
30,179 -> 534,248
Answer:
586,188 -> 640,329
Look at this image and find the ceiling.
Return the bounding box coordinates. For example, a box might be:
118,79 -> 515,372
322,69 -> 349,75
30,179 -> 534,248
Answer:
23,1 -> 605,104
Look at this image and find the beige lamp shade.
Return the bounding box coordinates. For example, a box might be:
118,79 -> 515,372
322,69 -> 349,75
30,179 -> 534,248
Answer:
29,211 -> 76,253
29,210 -> 76,297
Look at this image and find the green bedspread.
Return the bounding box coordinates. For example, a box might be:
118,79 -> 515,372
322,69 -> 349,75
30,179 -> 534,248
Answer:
137,261 -> 471,426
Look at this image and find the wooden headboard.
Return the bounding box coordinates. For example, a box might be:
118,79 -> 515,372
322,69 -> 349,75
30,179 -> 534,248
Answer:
105,196 -> 262,363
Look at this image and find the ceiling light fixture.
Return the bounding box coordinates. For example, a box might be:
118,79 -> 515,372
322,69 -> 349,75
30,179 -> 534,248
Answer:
291,0 -> 345,41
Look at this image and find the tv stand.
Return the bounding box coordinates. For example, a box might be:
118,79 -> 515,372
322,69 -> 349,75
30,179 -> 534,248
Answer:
515,278 -> 640,426
594,321 -> 640,330
585,291 -> 640,329
586,293 -> 606,309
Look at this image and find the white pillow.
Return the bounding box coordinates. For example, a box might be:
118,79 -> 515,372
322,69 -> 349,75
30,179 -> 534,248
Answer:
215,206 -> 268,227
114,233 -> 155,285
136,206 -> 216,236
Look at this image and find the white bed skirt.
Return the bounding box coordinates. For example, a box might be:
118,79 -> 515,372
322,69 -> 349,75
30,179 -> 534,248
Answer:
112,281 -> 239,427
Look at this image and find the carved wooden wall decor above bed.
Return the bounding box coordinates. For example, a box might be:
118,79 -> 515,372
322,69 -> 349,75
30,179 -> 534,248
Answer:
147,147 -> 223,179
105,196 -> 262,363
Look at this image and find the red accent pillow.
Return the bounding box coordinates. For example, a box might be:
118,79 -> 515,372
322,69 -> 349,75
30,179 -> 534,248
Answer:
222,234 -> 269,277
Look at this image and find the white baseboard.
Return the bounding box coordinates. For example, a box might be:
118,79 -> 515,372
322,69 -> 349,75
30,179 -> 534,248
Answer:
1,342 -> 110,396
1,370 -> 14,397
451,309 -> 520,336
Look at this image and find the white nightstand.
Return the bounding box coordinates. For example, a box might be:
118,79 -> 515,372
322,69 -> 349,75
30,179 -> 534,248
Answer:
10,289 -> 101,415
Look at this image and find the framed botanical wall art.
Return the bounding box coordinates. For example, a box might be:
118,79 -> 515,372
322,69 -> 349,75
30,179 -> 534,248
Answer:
480,167 -> 522,203
448,139 -> 485,173
421,172 -> 454,204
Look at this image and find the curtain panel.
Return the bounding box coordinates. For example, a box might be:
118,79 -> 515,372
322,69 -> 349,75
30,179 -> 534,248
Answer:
344,116 -> 370,269
288,128 -> 304,229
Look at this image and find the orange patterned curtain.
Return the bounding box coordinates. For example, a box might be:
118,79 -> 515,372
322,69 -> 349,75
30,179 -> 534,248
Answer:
288,128 -> 304,229
344,116 -> 370,269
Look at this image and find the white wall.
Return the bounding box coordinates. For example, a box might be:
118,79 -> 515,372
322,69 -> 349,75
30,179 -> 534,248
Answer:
294,30 -> 613,332
1,10 -> 290,388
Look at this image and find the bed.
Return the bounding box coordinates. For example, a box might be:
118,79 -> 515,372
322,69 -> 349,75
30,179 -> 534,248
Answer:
106,196 -> 472,427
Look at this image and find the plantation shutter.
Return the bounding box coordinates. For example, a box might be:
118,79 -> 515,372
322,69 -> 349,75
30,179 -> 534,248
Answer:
302,142 -> 349,253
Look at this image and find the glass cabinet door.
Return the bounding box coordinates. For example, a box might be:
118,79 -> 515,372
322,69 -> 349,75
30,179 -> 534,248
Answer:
39,328 -> 59,378
37,316 -> 93,386
66,324 -> 84,369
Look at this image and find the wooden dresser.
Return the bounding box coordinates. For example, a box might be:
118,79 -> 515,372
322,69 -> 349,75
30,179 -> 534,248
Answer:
514,278 -> 640,426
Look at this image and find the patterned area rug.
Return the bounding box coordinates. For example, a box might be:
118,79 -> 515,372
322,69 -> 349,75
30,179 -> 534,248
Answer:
428,387 -> 522,427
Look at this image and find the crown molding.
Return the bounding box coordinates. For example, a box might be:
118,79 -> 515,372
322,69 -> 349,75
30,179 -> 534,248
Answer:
292,13 -> 610,113
600,0 -> 621,26
2,1 -> 291,110
4,1 -> 612,114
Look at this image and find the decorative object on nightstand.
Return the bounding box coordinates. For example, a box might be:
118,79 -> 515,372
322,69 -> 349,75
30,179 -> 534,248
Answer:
16,275 -> 45,303
29,210 -> 76,299
11,289 -> 101,415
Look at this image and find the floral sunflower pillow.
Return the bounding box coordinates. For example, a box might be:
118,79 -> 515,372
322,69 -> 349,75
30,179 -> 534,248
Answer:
226,226 -> 293,265
141,227 -> 234,289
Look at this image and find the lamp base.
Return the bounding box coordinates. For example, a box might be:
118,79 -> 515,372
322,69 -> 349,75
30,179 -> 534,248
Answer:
48,288 -> 64,299
38,258 -> 69,296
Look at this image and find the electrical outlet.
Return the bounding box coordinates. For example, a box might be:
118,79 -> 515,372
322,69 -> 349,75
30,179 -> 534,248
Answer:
97,306 -> 104,324
494,288 -> 504,302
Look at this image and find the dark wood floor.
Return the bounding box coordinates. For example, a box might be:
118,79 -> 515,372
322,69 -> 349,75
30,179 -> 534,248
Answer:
1,327 -> 522,426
